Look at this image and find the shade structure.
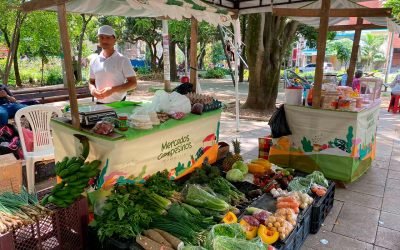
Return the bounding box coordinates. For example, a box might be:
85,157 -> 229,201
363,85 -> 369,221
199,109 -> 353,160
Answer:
42,0 -> 233,26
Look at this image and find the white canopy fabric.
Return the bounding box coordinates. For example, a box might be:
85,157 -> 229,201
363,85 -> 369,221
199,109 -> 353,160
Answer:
204,0 -> 400,33
47,0 -> 233,26
271,0 -> 400,33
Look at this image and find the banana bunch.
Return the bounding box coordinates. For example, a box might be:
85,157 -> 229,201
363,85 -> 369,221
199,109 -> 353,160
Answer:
42,157 -> 102,208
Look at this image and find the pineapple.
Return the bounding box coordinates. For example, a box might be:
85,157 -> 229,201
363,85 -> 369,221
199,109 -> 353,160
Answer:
222,139 -> 243,172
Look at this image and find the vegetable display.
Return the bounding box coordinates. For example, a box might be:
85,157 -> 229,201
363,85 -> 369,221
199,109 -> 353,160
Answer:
0,188 -> 52,234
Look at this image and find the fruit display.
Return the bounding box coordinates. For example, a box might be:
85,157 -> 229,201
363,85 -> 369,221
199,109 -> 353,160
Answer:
42,135 -> 102,208
185,93 -> 222,113
248,158 -> 272,175
42,158 -> 101,208
222,139 -> 243,172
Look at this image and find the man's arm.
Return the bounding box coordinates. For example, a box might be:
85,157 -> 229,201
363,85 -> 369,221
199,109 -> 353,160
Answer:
111,76 -> 137,93
89,78 -> 103,99
2,86 -> 17,102
100,76 -> 137,98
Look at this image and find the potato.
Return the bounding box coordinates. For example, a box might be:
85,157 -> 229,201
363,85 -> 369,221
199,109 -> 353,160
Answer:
274,222 -> 281,228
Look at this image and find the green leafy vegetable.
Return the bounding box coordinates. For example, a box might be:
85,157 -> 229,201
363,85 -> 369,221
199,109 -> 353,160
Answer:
184,184 -> 230,212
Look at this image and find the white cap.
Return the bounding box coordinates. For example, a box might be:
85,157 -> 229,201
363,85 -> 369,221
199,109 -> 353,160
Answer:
98,25 -> 116,37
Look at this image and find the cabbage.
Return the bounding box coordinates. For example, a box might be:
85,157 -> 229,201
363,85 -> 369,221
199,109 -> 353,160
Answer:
232,161 -> 248,174
226,169 -> 244,182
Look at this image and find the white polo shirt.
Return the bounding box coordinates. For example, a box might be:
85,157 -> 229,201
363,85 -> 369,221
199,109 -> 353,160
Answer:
89,51 -> 136,103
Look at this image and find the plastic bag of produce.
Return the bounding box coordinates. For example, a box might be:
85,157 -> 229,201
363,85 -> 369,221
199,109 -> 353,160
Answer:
152,90 -> 171,113
211,236 -> 266,250
183,184 -> 230,212
205,223 -> 246,249
287,177 -> 311,193
169,92 -> 192,114
306,171 -> 329,188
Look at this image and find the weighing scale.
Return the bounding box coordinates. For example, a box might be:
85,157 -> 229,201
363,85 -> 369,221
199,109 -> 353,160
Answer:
64,104 -> 118,126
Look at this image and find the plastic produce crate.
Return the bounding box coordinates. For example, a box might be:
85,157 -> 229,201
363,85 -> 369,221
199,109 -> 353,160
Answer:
0,197 -> 88,250
35,161 -> 56,183
310,181 -> 336,234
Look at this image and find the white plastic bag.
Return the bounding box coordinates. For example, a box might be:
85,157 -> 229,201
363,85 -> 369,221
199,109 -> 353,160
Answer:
168,92 -> 191,114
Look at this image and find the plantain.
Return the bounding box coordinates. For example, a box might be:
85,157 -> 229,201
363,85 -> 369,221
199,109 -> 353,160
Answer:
74,134 -> 90,161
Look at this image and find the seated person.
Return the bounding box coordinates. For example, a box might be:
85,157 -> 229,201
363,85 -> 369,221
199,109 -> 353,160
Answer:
390,74 -> 400,95
352,70 -> 363,93
0,84 -> 26,126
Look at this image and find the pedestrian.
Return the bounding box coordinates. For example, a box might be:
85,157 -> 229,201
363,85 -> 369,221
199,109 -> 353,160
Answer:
0,84 -> 26,126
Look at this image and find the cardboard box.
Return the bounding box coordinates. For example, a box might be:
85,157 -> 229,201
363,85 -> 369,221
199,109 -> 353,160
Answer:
0,154 -> 22,193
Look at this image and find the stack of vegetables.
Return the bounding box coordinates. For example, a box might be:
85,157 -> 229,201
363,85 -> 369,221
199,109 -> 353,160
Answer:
0,187 -> 52,234
288,171 -> 329,197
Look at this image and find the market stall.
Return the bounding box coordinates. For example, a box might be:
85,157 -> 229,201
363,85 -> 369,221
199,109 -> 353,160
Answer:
51,102 -> 222,188
269,101 -> 380,182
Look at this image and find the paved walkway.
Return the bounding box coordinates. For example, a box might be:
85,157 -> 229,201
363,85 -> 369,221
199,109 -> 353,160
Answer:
218,107 -> 400,250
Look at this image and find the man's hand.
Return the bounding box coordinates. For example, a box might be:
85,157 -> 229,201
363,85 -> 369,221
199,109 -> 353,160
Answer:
0,90 -> 8,98
91,89 -> 104,99
99,87 -> 114,98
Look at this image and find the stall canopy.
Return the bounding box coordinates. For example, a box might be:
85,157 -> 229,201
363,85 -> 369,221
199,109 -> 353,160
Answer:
34,0 -> 233,26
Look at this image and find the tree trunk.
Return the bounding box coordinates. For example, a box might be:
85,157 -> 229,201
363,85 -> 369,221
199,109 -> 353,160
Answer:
150,43 -> 157,70
13,40 -> 22,87
2,12 -> 26,85
169,41 -> 177,81
77,14 -> 93,83
239,15 -> 247,82
243,13 -> 298,111
198,49 -> 206,70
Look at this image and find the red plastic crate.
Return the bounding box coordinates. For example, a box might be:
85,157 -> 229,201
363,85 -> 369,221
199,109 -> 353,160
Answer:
0,197 -> 88,250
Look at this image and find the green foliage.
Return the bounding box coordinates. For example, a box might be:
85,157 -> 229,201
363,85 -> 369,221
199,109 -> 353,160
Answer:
204,68 -> 227,79
385,0 -> 400,20
327,39 -> 352,69
211,43 -> 225,64
301,137 -> 313,152
361,33 -> 385,71
46,68 -> 63,85
297,24 -> 336,49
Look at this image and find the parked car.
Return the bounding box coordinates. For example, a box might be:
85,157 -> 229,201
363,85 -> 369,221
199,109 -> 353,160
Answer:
299,62 -> 334,73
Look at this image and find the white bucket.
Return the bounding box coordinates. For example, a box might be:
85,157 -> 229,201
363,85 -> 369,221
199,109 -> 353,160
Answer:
285,88 -> 303,105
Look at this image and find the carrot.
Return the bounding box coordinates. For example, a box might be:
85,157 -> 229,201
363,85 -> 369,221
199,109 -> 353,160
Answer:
276,201 -> 299,211
154,229 -> 184,249
143,229 -> 173,247
277,196 -> 297,203
136,235 -> 174,250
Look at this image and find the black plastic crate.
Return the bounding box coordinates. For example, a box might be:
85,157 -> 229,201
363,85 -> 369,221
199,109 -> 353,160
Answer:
35,161 -> 56,183
310,181 -> 335,234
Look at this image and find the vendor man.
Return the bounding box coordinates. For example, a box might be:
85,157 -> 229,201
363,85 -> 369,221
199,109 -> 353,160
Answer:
89,25 -> 137,104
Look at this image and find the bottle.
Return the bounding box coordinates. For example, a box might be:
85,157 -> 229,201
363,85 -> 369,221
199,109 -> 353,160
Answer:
307,88 -> 313,106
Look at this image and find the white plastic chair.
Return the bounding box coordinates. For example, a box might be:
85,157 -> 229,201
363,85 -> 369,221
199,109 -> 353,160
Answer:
15,105 -> 62,192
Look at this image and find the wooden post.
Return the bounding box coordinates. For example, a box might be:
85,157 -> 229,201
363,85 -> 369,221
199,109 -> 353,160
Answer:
57,4 -> 80,129
162,19 -> 171,91
190,17 -> 198,92
346,18 -> 363,86
312,0 -> 330,108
